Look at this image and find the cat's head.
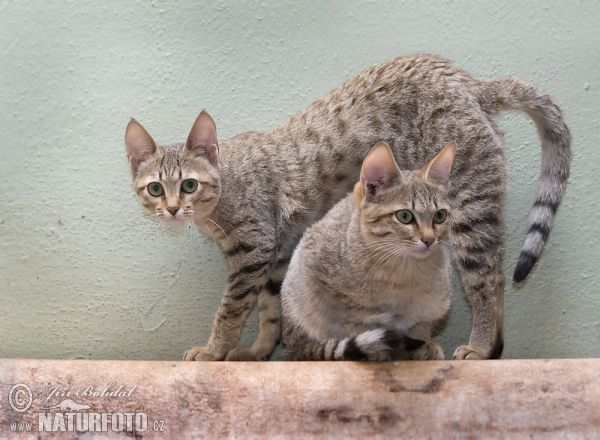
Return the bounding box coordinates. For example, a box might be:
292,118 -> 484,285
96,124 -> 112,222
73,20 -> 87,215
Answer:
353,140 -> 456,260
124,111 -> 221,226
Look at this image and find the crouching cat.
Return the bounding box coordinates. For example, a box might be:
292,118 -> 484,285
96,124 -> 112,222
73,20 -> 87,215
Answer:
282,141 -> 455,361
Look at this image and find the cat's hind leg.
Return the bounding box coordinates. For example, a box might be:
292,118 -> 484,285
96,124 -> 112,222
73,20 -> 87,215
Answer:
451,198 -> 505,360
225,279 -> 282,361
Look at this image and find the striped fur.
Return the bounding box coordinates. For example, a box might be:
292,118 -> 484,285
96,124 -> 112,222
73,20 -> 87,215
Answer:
125,54 -> 571,361
281,142 -> 454,361
475,78 -> 571,281
283,328 -> 425,361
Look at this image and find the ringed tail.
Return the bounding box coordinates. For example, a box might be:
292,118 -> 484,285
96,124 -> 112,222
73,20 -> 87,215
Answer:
284,328 -> 424,361
476,77 -> 572,282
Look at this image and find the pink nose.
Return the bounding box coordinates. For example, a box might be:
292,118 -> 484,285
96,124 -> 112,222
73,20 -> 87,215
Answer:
421,237 -> 434,247
166,206 -> 179,216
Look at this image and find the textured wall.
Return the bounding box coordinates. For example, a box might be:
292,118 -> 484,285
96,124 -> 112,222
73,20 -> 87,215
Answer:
0,1 -> 598,360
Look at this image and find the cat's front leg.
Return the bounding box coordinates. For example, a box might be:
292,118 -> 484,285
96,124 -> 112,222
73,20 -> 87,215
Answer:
409,342 -> 444,360
368,350 -> 392,361
405,322 -> 445,360
225,256 -> 290,361
184,248 -> 275,361
225,279 -> 282,361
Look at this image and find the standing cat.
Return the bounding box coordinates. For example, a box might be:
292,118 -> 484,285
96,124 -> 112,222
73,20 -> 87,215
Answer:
282,141 -> 456,361
124,54 -> 570,361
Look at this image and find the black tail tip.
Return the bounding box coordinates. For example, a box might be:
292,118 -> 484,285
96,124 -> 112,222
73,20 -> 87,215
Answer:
513,251 -> 538,283
404,336 -> 426,352
383,330 -> 425,351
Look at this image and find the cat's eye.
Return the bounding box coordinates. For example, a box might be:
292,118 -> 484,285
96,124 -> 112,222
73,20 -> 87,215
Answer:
181,179 -> 198,193
433,209 -> 447,224
147,182 -> 164,197
395,210 -> 414,224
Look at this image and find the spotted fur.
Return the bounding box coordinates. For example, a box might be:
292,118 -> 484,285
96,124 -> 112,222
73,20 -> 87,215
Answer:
282,141 -> 454,361
125,54 -> 570,361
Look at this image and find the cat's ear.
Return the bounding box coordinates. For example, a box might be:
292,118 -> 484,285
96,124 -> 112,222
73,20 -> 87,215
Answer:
125,119 -> 158,175
184,110 -> 219,166
418,140 -> 456,189
357,141 -> 402,204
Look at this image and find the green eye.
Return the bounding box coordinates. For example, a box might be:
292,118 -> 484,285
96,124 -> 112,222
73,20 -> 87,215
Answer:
147,182 -> 163,197
395,210 -> 414,224
433,209 -> 447,224
181,179 -> 198,193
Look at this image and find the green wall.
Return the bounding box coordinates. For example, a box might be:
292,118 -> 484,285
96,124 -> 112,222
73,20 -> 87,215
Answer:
1,1 -> 598,360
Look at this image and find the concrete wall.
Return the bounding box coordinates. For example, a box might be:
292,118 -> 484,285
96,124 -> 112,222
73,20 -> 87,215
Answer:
1,1 -> 598,360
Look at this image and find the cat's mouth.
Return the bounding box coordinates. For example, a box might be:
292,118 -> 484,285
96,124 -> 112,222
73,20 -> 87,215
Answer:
159,211 -> 189,227
411,242 -> 438,259
163,217 -> 187,227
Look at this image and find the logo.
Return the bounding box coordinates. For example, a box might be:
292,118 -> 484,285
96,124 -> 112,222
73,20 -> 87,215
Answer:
42,398 -> 91,412
8,384 -> 32,412
5,382 -> 166,434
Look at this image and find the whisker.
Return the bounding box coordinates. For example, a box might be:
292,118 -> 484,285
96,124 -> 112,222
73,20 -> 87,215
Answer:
371,252 -> 396,271
186,219 -> 200,241
371,242 -> 411,271
206,217 -> 234,249
378,249 -> 410,285
364,245 -> 398,262
372,246 -> 409,275
364,244 -> 404,263
364,240 -> 411,264
197,218 -> 219,245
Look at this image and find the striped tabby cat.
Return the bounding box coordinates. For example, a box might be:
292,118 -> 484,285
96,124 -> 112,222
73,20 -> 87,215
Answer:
282,141 -> 456,361
124,54 -> 570,361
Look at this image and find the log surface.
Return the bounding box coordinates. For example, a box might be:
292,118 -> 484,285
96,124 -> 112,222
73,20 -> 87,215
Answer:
1,358 -> 598,438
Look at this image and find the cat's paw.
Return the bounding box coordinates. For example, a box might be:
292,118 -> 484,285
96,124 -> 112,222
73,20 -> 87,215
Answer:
453,345 -> 486,360
224,347 -> 272,361
367,350 -> 391,361
408,341 -> 444,360
183,346 -> 221,361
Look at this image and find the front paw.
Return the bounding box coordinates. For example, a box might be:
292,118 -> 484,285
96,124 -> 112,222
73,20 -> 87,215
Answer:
225,347 -> 272,361
367,350 -> 391,361
409,341 -> 444,360
453,345 -> 485,360
183,346 -> 222,361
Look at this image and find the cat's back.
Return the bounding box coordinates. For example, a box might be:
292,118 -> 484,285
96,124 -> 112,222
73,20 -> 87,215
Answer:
270,53 -> 496,174
215,53 -> 506,239
291,193 -> 355,264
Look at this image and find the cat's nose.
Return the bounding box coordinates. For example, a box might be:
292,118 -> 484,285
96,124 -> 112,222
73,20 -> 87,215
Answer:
166,206 -> 180,216
421,237 -> 435,247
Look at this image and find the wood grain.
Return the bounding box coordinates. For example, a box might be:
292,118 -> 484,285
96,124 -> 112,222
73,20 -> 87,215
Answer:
1,359 -> 598,438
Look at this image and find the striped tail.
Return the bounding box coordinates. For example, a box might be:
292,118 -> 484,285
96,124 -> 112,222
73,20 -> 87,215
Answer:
283,328 -> 424,361
476,77 -> 572,282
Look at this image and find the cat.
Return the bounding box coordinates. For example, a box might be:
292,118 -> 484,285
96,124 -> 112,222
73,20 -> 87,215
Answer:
282,140 -> 456,361
124,54 -> 571,361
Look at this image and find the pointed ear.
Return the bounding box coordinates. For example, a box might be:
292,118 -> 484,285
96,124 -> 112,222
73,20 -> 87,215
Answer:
417,140 -> 456,189
353,181 -> 364,209
125,119 -> 158,175
360,141 -> 402,199
184,110 -> 219,166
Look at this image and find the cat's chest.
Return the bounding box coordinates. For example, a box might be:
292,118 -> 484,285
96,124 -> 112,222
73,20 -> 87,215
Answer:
351,260 -> 452,330
364,287 -> 449,330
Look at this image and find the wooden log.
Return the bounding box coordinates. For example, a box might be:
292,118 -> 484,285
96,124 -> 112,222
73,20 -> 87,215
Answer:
1,359 -> 598,438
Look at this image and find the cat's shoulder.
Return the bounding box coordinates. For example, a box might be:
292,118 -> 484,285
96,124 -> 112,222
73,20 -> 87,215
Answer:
304,193 -> 355,239
220,130 -> 269,153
